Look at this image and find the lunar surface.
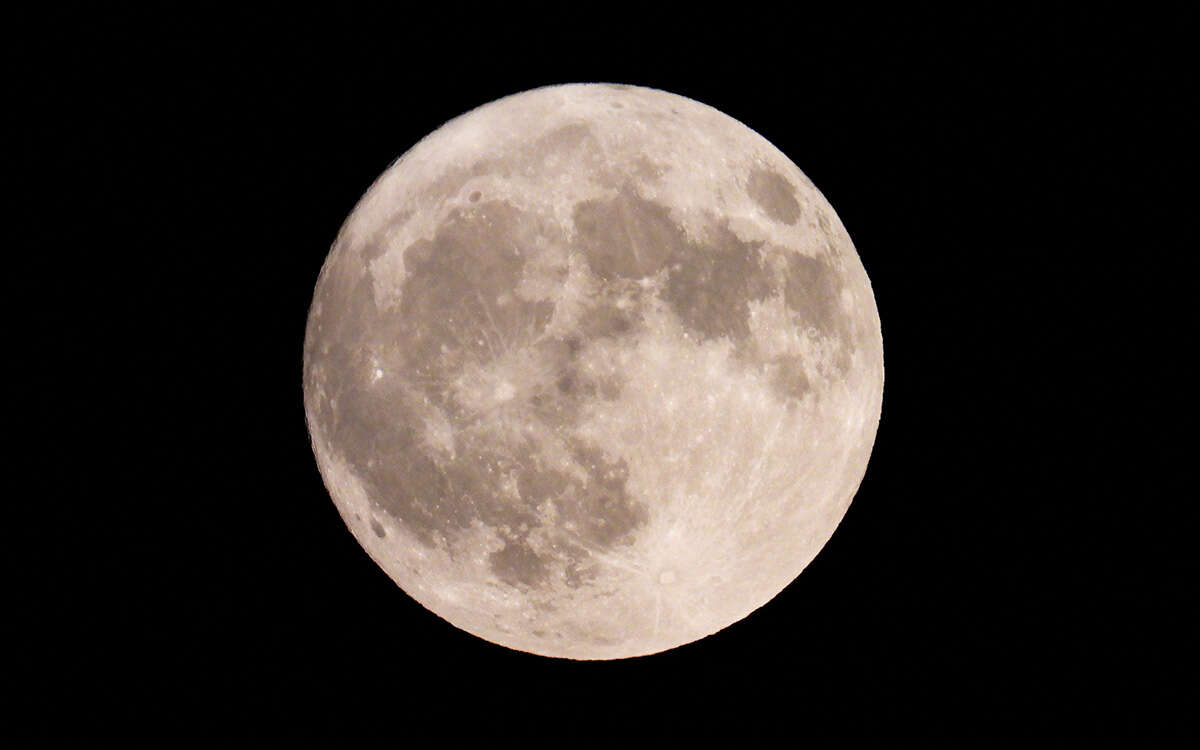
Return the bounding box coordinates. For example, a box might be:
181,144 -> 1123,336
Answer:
303,83 -> 883,659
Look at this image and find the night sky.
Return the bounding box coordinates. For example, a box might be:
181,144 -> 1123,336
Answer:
13,6 -> 1187,744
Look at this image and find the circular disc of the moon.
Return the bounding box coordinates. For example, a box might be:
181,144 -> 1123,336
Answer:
303,83 -> 883,659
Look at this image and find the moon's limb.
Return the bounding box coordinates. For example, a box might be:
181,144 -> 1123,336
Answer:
303,83 -> 883,659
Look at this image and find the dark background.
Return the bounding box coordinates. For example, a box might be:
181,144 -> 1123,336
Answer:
14,6 -> 1189,743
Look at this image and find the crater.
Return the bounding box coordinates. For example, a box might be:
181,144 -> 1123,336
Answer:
415,160 -> 492,209
747,168 -> 802,225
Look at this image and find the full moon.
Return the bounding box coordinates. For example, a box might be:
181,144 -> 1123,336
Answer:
303,83 -> 883,659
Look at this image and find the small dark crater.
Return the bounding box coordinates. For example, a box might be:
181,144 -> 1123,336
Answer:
468,190 -> 481,203
556,373 -> 577,394
610,102 -> 625,109
370,519 -> 386,538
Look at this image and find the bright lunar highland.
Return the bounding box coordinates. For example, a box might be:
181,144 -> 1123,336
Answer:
303,83 -> 883,659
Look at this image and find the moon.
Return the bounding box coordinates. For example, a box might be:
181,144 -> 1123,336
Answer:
303,83 -> 883,659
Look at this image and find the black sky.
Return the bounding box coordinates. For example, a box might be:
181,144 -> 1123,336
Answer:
13,6 -> 1189,744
